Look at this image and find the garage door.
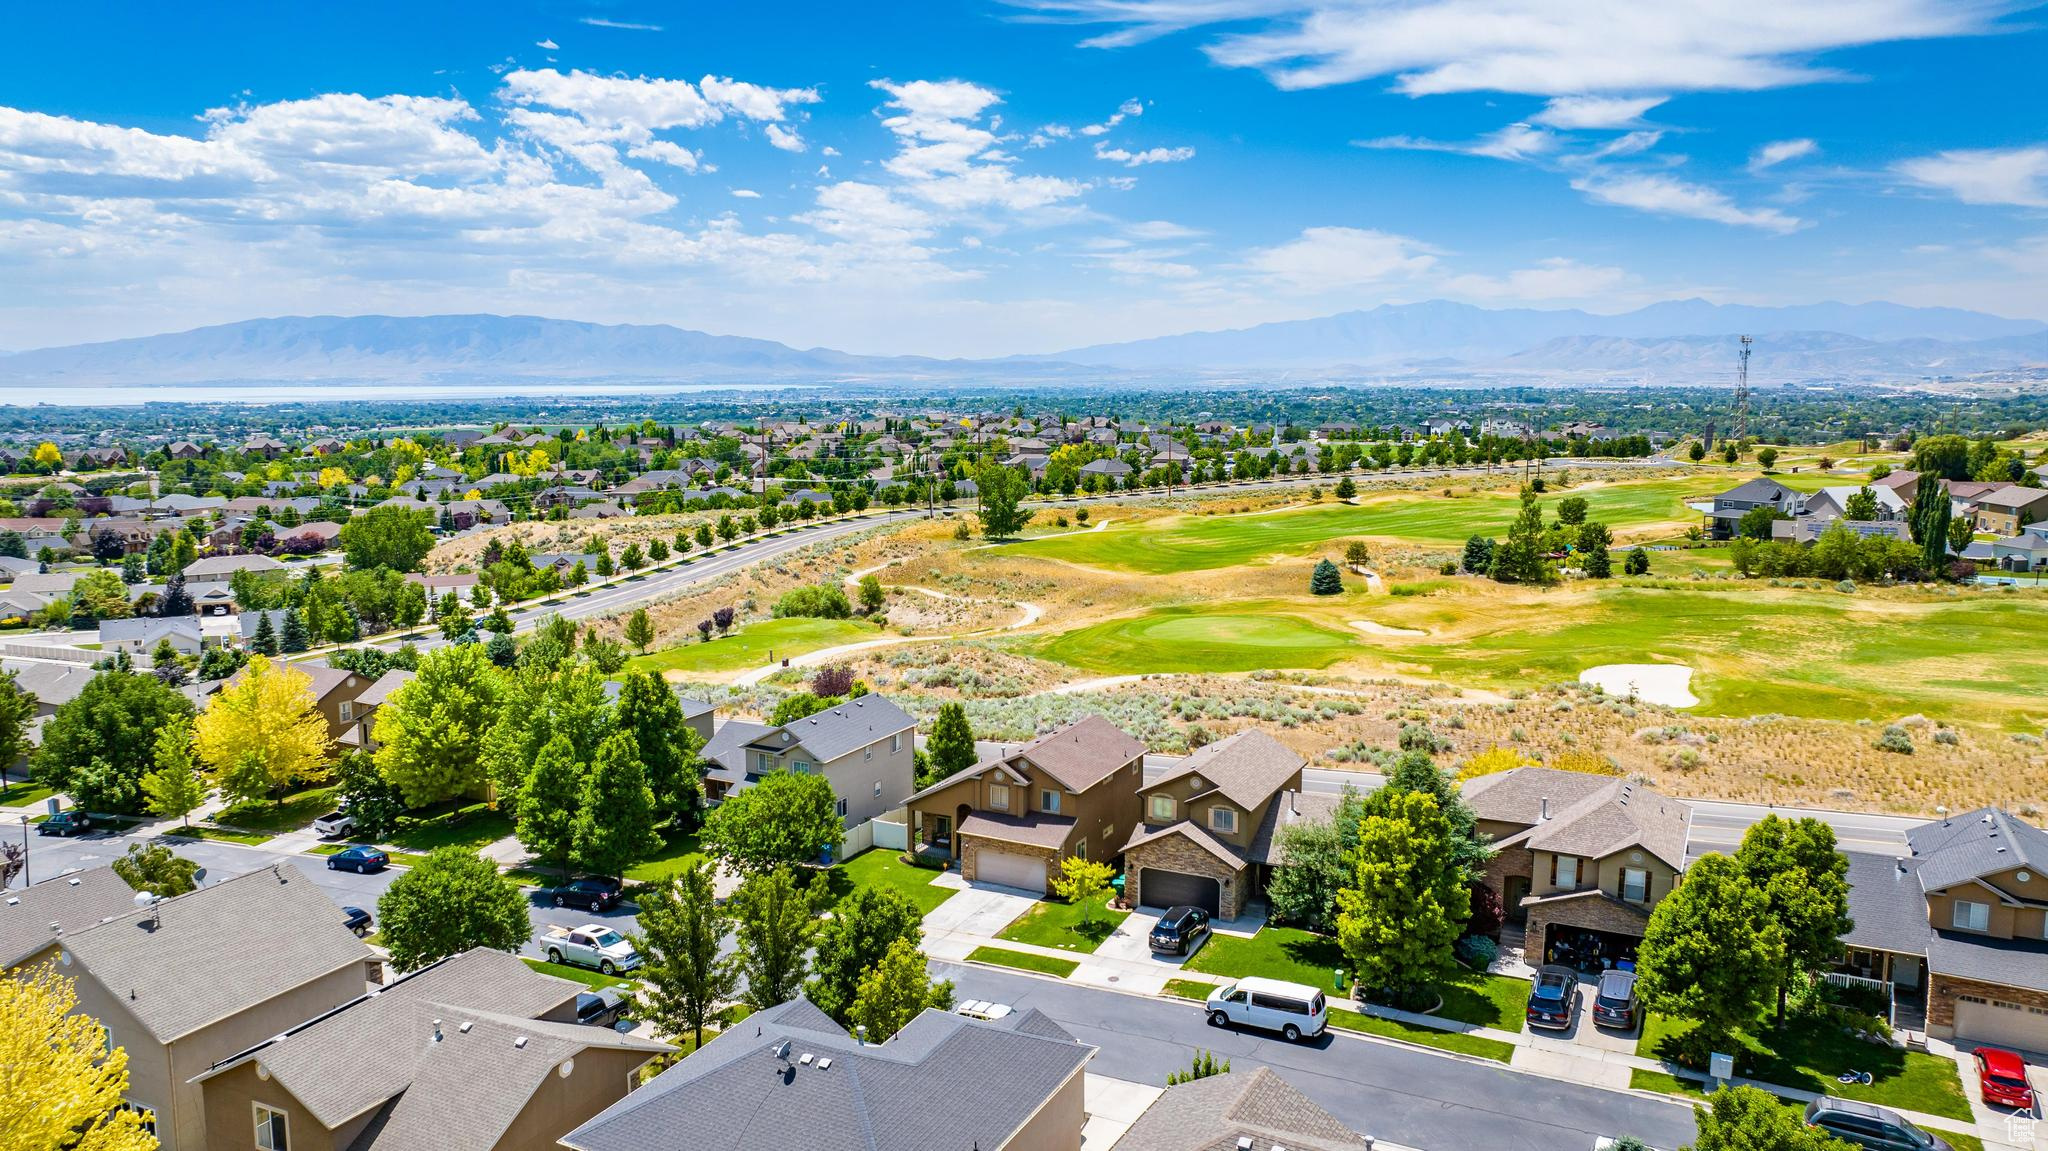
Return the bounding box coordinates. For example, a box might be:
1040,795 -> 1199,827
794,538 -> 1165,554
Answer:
976,849 -> 1048,893
1142,869 -> 1221,917
1955,996 -> 2048,1053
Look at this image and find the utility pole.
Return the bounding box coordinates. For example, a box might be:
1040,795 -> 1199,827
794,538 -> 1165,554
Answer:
1733,335 -> 1752,442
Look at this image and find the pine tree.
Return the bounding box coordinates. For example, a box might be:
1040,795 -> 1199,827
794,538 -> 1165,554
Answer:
251,610 -> 279,656
924,703 -> 976,786
279,607 -> 309,653
573,732 -> 662,879
1489,487 -> 1551,584
1309,558 -> 1343,595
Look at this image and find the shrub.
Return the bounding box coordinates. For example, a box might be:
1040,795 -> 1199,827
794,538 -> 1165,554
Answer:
1456,746 -> 1530,780
1874,725 -> 1914,754
773,584 -> 852,619
1454,933 -> 1500,969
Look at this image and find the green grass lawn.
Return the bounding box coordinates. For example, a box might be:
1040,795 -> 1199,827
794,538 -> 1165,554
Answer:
622,829 -> 708,884
370,801 -> 514,854
1433,969 -> 1530,1033
996,893 -> 1129,953
1023,602 -> 1364,674
1638,1013 -> 1971,1121
1163,978 -> 1218,1000
212,785 -> 340,835
819,850 -> 958,915
521,957 -> 642,991
968,945 -> 1079,978
1184,926 -> 1348,992
1626,1069 -> 1984,1151
1010,479 -> 1704,573
626,617 -> 879,675
1328,1007 -> 1517,1063
174,824 -> 274,845
0,778 -> 57,807
307,844 -> 432,868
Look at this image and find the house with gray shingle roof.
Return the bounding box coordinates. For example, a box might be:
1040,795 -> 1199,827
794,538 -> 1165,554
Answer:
907,715 -> 1147,897
717,694 -> 918,831
563,996 -> 1092,1151
1111,1067 -> 1370,1150
0,867 -> 139,970
1465,766 -> 1690,969
1122,730 -> 1320,919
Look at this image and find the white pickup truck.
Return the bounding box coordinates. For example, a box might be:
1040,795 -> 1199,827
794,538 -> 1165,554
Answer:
541,924 -> 642,975
312,809 -> 357,838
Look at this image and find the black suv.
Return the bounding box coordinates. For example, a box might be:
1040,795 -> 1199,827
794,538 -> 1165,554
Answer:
1526,964 -> 1580,1031
575,987 -> 630,1030
542,877 -> 624,911
1803,1097 -> 1953,1150
1149,906 -> 1212,955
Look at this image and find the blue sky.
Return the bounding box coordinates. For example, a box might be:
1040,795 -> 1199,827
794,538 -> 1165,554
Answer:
0,0 -> 2043,356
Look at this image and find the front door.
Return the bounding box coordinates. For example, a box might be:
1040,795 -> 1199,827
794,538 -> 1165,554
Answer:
1503,876 -> 1530,924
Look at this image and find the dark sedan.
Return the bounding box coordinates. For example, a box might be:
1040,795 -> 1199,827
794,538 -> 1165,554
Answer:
36,811 -> 92,837
325,846 -> 390,874
341,906 -> 374,936
541,877 -> 624,911
1526,964 -> 1580,1031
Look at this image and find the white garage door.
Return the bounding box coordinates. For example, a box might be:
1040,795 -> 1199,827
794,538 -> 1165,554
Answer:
1955,996 -> 2048,1053
976,849 -> 1048,893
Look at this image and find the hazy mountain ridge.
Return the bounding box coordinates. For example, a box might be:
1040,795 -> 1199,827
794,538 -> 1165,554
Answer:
1,301 -> 2043,387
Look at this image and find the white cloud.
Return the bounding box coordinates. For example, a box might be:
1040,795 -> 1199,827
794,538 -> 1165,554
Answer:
865,78 -> 1087,212
536,38 -> 559,50
1014,0 -> 2016,96
731,188 -> 762,198
1126,219 -> 1202,240
1570,171 -> 1804,233
1358,122 -> 1555,161
1443,257 -> 1631,301
1094,141 -> 1195,166
1243,226 -> 1437,291
1591,130 -> 1663,159
579,17 -> 664,31
1895,144 -> 2048,208
699,76 -> 820,122
1078,98 -> 1144,136
1532,96 -> 1665,130
764,124 -> 805,153
625,139 -> 701,170
1749,138 -> 1818,173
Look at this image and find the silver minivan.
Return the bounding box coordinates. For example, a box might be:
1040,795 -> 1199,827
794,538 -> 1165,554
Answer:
1204,976 -> 1329,1042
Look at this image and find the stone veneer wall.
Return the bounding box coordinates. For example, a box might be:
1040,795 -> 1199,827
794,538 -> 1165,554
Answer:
1125,837 -> 1246,919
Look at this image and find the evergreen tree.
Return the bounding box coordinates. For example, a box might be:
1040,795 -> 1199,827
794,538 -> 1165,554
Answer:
924,703 -> 977,787
1489,487 -> 1551,584
279,607 -> 309,653
1460,535 -> 1495,574
251,610 -> 279,656
573,732 -> 662,878
1309,558 -> 1343,595
1624,547 -> 1651,575
1578,521 -> 1613,578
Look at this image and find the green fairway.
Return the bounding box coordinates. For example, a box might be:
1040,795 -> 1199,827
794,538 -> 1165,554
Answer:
1023,603 -> 1362,673
627,617 -> 880,674
1009,480 -> 1701,574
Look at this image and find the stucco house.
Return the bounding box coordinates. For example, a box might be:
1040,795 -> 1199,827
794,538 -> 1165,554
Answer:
703,694 -> 917,829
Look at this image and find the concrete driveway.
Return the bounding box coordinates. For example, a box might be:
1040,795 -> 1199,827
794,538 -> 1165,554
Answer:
1094,909 -> 1188,966
921,877 -> 1039,937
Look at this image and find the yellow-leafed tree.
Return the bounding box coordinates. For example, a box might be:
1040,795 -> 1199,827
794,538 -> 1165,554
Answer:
31,442 -> 63,468
193,655 -> 333,808
0,963 -> 159,1151
316,466 -> 349,488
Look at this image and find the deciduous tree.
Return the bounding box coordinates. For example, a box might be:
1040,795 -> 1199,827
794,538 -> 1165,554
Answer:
0,963 -> 159,1151
1051,855 -> 1115,924
139,718 -> 205,826
1636,854 -> 1784,1061
194,655 -> 332,807
624,608 -> 654,653
807,886 -> 925,1024
34,668 -> 193,813
339,505 -> 435,572
1735,815 -> 1852,1024
1686,1086 -> 1853,1151
634,861 -> 736,1048
701,770 -> 844,873
376,847 -> 531,971
974,461 -> 1035,539
374,643 -> 505,806
730,867 -> 817,1011
851,937 -> 952,1042
0,670 -> 34,792
111,842 -> 199,898
516,734 -> 582,880
1336,790 -> 1469,1005
573,732 -> 662,879
615,671 -> 703,827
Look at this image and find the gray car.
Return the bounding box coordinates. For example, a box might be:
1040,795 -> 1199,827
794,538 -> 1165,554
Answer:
1802,1097 -> 1952,1151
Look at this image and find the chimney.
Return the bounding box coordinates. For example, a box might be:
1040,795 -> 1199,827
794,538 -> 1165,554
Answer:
1540,797 -> 1550,821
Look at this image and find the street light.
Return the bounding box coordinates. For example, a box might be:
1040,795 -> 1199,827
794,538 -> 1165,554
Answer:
17,814 -> 27,888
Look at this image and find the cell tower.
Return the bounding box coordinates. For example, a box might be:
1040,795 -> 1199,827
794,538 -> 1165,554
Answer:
1733,335 -> 1753,441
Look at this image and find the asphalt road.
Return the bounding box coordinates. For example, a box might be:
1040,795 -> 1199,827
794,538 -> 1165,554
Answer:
936,961 -> 1699,1151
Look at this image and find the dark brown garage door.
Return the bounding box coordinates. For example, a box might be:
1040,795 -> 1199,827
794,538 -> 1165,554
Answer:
1142,869 -> 1220,916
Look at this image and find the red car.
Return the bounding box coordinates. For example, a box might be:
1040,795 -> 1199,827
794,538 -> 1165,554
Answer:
1975,1047 -> 2036,1111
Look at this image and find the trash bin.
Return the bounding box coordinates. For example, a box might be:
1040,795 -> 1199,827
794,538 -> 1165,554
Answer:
1333,968 -> 1347,991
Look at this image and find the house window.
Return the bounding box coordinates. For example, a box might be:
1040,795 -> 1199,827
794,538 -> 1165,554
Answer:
1040,790 -> 1062,814
1148,795 -> 1175,821
891,732 -> 903,753
1953,900 -> 1990,932
1622,868 -> 1649,903
835,798 -> 848,818
864,746 -> 873,760
873,781 -> 882,798
1208,807 -> 1237,834
1554,856 -> 1580,890
989,784 -> 1010,811
793,760 -> 813,775
1074,840 -> 1088,860
116,1102 -> 155,1136
254,1104 -> 290,1151
338,700 -> 353,722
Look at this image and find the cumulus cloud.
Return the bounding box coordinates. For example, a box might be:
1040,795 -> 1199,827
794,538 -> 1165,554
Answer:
1243,226 -> 1437,291
1570,171 -> 1804,233
1749,138 -> 1818,172
1094,141 -> 1195,166
1895,144 -> 2048,208
764,123 -> 805,152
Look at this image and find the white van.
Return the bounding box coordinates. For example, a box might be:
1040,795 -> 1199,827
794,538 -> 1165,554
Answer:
1204,977 -> 1328,1042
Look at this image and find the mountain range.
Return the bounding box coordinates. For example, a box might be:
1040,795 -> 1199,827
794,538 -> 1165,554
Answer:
1,300 -> 2043,388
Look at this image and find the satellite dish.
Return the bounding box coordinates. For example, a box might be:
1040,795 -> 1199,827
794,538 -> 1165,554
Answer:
772,1040 -> 792,1061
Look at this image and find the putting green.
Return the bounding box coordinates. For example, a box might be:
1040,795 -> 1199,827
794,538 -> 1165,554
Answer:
1022,604 -> 1363,673
1008,480 -> 1702,574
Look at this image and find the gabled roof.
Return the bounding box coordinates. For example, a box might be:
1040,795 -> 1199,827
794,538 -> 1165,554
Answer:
958,810 -> 1074,851
1907,808 -> 2048,894
1462,766 -> 1615,828
62,865 -> 373,1044
354,668 -> 415,709
0,868 -> 140,969
1248,789 -> 1343,866
563,996 -> 1092,1151
751,694 -> 915,764
703,719 -> 774,787
1469,768 -> 1689,870
1111,1067 -> 1370,1151
1842,851 -> 1931,956
1124,820 -> 1245,870
1714,476 -> 1797,504
1149,730 -> 1303,810
1007,715 -> 1147,793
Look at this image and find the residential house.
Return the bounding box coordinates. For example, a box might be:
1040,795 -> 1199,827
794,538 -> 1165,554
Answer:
1700,477 -> 1803,539
100,615 -> 204,656
1110,1068 -> 1371,1150
183,553 -> 286,582
407,571 -> 481,601
1869,469 -> 1922,501
1079,458 -> 1132,482
706,695 -> 917,829
1803,485 -> 1907,523
220,662 -> 371,745
242,435 -> 290,459
1989,523 -> 2048,572
1122,730 -> 1332,919
189,948 -> 668,1151
1973,484 -> 2048,537
906,716 -> 1146,895
1467,767 -> 1691,967
30,866 -> 379,1151
337,668 -> 414,751
562,996 -> 1093,1151
307,436 -> 346,455
166,441 -> 207,460
0,868 -> 141,972
700,718 -> 773,803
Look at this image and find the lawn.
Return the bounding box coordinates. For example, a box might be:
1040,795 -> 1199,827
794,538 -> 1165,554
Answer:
1163,978 -> 1218,1000
626,617 -> 879,675
0,778 -> 56,807
1328,1007 -> 1517,1063
307,844 -> 433,868
171,824 -> 273,846
997,892 -> 1129,953
370,801 -> 514,854
1434,969 -> 1530,1033
622,829 -> 707,884
967,946 -> 1079,978
1024,603 -> 1363,674
1638,1012 -> 1971,1122
212,785 -> 341,835
1626,1068 -> 1984,1151
1183,926 -> 1347,993
1009,479 -> 1705,573
820,850 -> 958,915
521,957 -> 642,992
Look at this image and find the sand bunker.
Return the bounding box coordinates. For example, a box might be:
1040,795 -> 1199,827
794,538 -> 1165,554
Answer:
1579,663 -> 1698,708
1350,620 -> 1426,637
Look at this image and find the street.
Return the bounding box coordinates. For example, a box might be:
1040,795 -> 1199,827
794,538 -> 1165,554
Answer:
936,961 -> 1700,1151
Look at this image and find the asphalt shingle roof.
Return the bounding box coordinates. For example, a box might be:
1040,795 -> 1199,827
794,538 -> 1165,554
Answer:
1151,730 -> 1303,811
1907,808 -> 2048,894
1462,766 -> 1615,828
62,864 -> 373,1043
1110,1068 -> 1371,1151
755,694 -> 914,764
0,868 -> 139,969
959,810 -> 1076,850
1467,768 -> 1689,871
1010,715 -> 1148,793
1841,851 -> 1932,956
563,997 -> 1092,1151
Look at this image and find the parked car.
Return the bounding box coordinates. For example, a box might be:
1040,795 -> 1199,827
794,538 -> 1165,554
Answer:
36,811 -> 92,837
340,906 -> 373,937
312,809 -> 357,838
955,999 -> 1014,1022
1526,964 -> 1580,1031
1803,1097 -> 1953,1150
575,987 -> 630,1030
1204,977 -> 1328,1043
325,845 -> 389,874
540,876 -> 624,911
542,924 -> 642,975
1591,968 -> 1638,1031
1973,1047 -> 2036,1111
1148,905 -> 1212,956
